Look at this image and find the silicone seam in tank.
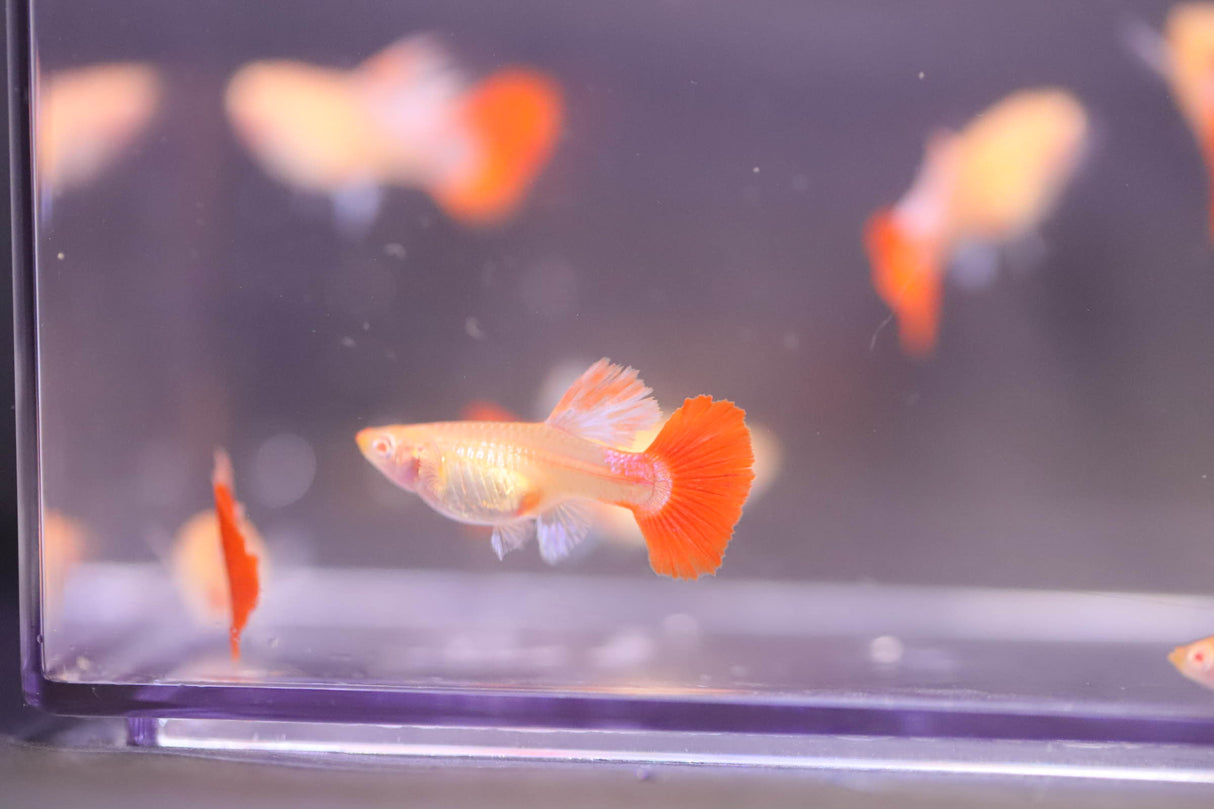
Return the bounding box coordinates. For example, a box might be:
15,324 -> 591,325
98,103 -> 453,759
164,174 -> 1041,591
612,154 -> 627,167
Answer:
8,0 -> 48,710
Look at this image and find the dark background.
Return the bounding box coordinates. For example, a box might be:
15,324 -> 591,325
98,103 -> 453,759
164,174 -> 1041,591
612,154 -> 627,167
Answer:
25,0 -> 1214,592
13,0 -> 1214,614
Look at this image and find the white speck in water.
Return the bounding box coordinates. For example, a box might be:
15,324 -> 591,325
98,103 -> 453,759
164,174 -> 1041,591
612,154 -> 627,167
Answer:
250,433 -> 317,509
464,316 -> 485,340
752,166 -> 760,174
56,251 -> 65,260
782,331 -> 799,351
362,321 -> 371,332
869,634 -> 905,666
383,243 -> 406,260
340,336 -> 357,348
918,71 -> 925,80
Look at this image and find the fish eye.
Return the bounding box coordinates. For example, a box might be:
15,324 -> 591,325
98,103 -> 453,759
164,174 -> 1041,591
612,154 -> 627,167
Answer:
371,435 -> 395,458
1190,646 -> 1213,672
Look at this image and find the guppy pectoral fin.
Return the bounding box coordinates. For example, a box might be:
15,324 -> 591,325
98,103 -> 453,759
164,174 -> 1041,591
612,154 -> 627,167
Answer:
536,499 -> 594,565
491,519 -> 535,560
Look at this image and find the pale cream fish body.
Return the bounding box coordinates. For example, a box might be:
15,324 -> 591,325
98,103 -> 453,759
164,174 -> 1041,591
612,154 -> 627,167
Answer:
943,89 -> 1088,242
390,421 -> 658,521
225,62 -> 401,191
1170,635 -> 1214,690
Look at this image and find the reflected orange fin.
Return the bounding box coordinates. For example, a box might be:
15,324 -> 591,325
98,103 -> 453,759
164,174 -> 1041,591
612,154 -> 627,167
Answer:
432,68 -> 562,225
864,208 -> 945,358
631,396 -> 755,580
461,399 -> 518,422
546,358 -> 661,447
212,449 -> 261,661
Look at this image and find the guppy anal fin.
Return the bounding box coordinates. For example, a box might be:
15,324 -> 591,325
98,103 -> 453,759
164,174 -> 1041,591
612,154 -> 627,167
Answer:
536,499 -> 593,564
491,519 -> 534,560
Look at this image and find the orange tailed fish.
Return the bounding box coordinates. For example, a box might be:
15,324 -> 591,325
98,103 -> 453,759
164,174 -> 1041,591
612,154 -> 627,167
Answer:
865,88 -> 1088,357
38,63 -> 160,206
1169,635 -> 1214,689
225,35 -> 562,230
200,449 -> 263,660
170,502 -> 268,635
357,359 -> 755,579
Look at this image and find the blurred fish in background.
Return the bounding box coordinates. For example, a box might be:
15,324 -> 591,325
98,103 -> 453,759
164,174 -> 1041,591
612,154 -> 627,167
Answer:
37,62 -> 161,217
864,88 -> 1089,357
1159,3 -> 1214,237
225,34 -> 563,232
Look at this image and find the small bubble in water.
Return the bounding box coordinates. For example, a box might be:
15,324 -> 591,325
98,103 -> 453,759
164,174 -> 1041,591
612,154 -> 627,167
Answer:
869,634 -> 905,665
918,71 -> 925,79
362,321 -> 371,332
752,166 -> 760,174
340,336 -> 357,348
251,433 -> 317,508
56,252 -> 65,260
465,316 -> 486,340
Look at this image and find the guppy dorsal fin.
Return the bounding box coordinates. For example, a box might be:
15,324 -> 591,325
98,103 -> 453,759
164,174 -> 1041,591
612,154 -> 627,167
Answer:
545,358 -> 661,448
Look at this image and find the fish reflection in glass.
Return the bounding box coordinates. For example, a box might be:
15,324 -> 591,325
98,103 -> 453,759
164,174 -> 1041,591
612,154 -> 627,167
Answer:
37,62 -> 161,214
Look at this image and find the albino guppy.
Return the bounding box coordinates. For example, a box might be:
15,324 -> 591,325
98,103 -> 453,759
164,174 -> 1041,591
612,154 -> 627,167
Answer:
357,359 -> 755,579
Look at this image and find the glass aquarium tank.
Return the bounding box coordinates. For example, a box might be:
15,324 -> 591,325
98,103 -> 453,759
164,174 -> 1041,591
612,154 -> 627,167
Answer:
15,0 -> 1214,759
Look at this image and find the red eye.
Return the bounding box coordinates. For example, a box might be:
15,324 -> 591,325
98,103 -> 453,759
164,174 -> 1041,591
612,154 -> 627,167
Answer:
372,437 -> 391,456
